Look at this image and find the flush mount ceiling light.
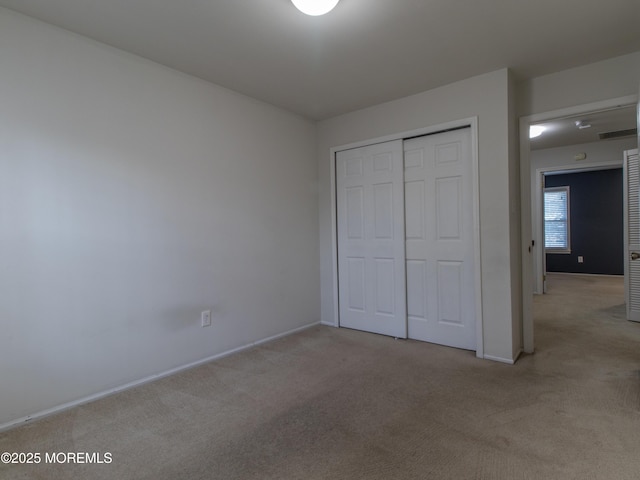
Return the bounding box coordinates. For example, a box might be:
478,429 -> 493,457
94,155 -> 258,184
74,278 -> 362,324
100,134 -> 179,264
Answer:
529,125 -> 546,138
291,0 -> 340,16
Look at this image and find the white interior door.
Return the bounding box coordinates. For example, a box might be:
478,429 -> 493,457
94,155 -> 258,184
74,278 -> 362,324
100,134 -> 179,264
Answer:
624,148 -> 640,321
404,128 -> 476,350
336,140 -> 407,338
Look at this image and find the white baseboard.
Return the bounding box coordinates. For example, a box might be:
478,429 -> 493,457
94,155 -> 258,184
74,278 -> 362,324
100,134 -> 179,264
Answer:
547,272 -> 623,278
0,321 -> 320,433
513,348 -> 524,363
484,348 -> 523,365
320,320 -> 337,327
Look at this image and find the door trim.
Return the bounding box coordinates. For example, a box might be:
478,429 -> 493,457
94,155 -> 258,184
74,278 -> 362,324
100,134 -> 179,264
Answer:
329,117 -> 484,358
519,94 -> 638,354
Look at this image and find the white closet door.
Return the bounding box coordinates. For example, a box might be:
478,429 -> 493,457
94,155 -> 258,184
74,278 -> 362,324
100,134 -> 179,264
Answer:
336,140 -> 407,338
404,128 -> 476,350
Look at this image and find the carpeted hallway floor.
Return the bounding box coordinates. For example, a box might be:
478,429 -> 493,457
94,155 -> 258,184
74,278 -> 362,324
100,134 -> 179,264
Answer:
2,273 -> 640,479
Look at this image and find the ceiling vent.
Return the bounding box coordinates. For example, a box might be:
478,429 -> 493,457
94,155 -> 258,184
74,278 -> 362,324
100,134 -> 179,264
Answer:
598,128 -> 637,140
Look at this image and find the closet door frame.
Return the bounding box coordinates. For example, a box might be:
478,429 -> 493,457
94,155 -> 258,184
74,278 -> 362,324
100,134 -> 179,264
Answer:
329,117 -> 484,359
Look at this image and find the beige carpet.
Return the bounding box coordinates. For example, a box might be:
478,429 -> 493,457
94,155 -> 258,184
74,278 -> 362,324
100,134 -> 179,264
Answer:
2,273 -> 640,479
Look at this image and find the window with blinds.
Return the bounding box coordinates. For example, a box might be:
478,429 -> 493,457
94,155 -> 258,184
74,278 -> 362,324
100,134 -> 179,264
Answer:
544,186 -> 570,253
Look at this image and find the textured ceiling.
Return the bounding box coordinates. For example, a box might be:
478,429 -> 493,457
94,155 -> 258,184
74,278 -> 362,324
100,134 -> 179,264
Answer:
0,0 -> 639,120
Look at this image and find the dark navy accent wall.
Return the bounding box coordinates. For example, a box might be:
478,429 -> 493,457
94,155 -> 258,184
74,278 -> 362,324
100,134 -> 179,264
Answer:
545,168 -> 623,275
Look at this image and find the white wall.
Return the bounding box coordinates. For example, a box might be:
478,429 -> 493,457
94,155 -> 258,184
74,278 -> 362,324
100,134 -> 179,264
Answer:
318,69 -> 522,363
508,72 -> 523,357
0,8 -> 319,428
530,137 -> 637,292
531,138 -> 636,172
519,51 -> 640,117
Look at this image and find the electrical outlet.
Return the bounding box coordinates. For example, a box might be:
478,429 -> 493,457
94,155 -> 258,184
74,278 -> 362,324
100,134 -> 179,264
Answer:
201,310 -> 211,327
577,256 -> 584,263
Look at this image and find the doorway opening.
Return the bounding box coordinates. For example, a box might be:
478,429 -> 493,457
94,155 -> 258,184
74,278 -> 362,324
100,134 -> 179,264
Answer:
539,166 -> 624,292
520,97 -> 639,353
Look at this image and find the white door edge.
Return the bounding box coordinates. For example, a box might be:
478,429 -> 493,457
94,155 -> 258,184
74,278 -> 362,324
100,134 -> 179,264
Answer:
624,151 -> 630,311
624,148 -> 640,321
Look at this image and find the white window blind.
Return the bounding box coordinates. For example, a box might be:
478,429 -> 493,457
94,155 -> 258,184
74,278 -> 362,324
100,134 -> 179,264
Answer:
544,186 -> 570,252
